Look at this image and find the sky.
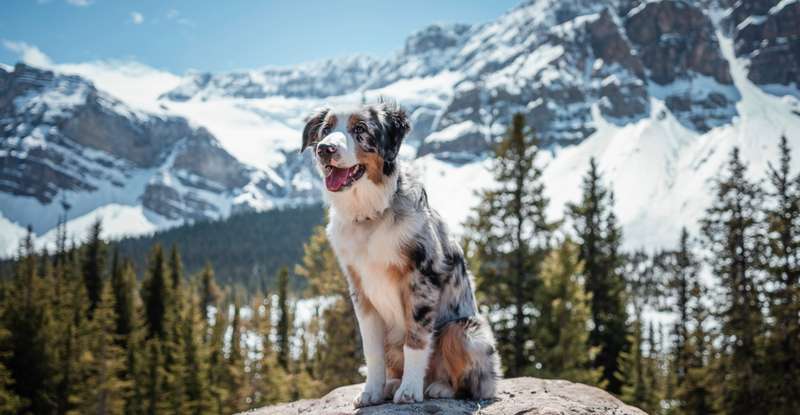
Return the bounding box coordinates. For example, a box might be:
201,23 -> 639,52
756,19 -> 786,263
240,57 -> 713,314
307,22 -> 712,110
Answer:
0,0 -> 520,74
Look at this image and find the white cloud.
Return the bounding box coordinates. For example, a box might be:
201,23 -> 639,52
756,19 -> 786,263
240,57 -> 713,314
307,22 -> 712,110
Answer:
130,12 -> 144,25
2,40 -> 53,68
165,9 -> 194,27
66,0 -> 92,6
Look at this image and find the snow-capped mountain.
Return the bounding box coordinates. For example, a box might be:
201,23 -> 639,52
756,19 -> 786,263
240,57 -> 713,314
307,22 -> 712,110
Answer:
1,0 -> 799,256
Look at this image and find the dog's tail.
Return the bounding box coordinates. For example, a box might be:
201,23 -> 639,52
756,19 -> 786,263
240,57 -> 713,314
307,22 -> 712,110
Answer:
437,316 -> 501,400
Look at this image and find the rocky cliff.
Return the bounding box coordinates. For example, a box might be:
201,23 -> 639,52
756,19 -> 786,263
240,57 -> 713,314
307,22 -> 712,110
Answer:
240,377 -> 647,415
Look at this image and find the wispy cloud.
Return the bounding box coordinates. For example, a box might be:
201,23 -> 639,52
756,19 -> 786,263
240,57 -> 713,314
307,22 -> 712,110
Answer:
165,9 -> 195,27
130,12 -> 144,25
2,40 -> 53,67
66,0 -> 92,7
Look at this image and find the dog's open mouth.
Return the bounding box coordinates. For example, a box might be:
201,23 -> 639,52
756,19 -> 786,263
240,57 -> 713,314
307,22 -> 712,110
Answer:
324,164 -> 365,192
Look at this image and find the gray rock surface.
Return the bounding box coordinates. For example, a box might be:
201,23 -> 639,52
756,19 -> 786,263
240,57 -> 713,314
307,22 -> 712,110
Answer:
240,377 -> 647,415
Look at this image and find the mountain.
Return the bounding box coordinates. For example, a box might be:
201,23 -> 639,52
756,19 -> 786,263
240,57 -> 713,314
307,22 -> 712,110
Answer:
1,0 -> 799,257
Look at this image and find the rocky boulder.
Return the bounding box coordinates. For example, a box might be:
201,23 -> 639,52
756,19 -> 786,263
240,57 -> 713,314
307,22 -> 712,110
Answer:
241,377 -> 647,415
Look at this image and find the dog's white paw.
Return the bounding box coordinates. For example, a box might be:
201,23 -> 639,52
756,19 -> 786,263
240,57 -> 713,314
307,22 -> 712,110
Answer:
383,378 -> 402,400
354,383 -> 385,408
393,379 -> 424,404
425,381 -> 455,399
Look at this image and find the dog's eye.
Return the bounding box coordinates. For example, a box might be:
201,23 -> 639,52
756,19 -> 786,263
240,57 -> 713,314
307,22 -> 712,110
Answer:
320,126 -> 331,137
353,125 -> 366,135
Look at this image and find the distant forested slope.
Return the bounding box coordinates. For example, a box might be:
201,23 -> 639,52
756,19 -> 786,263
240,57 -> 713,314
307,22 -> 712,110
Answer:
113,204 -> 324,289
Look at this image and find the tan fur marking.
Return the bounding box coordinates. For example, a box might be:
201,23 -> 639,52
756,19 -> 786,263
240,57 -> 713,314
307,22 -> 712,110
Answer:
435,323 -> 472,390
384,341 -> 404,379
348,114 -> 363,131
356,146 -> 384,185
346,266 -> 375,315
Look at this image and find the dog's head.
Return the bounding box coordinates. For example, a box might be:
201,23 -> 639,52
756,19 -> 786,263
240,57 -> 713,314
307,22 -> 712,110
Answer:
301,102 -> 410,193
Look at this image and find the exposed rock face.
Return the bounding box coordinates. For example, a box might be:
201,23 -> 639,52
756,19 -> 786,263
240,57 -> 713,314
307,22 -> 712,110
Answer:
241,377 -> 647,415
625,0 -> 732,85
729,0 -> 800,88
0,63 -> 283,227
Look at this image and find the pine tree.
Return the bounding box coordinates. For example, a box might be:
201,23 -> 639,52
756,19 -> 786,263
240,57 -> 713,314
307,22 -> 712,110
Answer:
465,113 -> 556,375
531,239 -> 600,384
199,263 -> 221,336
3,232 -> 58,414
82,219 -> 107,316
763,135 -> 800,415
275,267 -> 291,371
701,147 -> 766,414
249,294 -> 289,407
620,316 -> 657,413
80,282 -> 130,415
224,301 -> 247,413
141,244 -> 170,339
675,277 -> 716,415
294,225 -> 361,392
662,229 -> 698,394
143,338 -> 168,415
54,249 -> 91,415
111,259 -> 137,342
182,290 -> 211,415
567,158 -> 629,393
0,325 -> 24,413
207,304 -> 230,415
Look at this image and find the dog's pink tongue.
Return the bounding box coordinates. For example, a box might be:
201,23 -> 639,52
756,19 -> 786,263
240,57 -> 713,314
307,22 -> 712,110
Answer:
325,166 -> 350,192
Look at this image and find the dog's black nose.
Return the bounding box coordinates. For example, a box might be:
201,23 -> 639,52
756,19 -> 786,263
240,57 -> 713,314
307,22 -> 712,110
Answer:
317,143 -> 337,157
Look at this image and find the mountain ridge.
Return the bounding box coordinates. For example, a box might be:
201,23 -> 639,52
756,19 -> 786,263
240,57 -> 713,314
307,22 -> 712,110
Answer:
1,0 -> 799,256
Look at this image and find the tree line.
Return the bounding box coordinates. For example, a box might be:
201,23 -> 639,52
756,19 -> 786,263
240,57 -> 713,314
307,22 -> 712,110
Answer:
464,113 -> 799,415
0,215 -> 357,414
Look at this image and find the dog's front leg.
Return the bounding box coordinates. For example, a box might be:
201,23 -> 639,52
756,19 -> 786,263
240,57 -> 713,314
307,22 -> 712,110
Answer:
353,306 -> 387,408
394,280 -> 438,404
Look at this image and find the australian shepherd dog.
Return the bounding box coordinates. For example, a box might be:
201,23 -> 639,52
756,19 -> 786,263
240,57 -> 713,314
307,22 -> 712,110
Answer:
301,101 -> 501,407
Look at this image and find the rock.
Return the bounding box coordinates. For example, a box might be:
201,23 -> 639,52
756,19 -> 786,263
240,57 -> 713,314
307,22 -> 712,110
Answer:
730,0 -> 800,87
240,377 -> 647,415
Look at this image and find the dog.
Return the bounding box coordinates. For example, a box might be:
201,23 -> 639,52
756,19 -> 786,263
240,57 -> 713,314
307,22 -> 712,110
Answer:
301,101 -> 501,407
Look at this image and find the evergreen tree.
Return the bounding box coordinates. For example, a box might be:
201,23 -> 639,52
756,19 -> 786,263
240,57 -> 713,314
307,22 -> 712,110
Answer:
182,290 -> 210,415
531,239 -> 600,384
250,294 -> 289,407
111,259 -> 137,342
224,302 -> 247,413
275,267 -> 291,371
661,229 -> 698,393
465,113 -> 556,375
701,147 -> 766,414
82,219 -> 107,316
763,135 -> 800,415
199,263 -> 220,336
3,232 -> 57,414
294,225 -> 361,392
141,244 -> 170,339
567,158 -> 629,393
207,304 -> 229,415
675,277 -> 717,415
80,282 -> 129,415
0,325 -> 24,413
620,316 -> 658,413
143,338 -> 168,415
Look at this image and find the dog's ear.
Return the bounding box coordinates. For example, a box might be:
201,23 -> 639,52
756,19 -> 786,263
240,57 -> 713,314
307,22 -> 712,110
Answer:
380,104 -> 410,163
300,108 -> 329,153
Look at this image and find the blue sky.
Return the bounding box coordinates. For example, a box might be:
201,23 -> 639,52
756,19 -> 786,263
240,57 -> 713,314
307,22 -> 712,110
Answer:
1,0 -> 519,74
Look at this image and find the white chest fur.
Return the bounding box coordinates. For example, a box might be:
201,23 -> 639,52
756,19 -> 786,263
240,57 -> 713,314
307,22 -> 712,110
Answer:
327,210 -> 422,342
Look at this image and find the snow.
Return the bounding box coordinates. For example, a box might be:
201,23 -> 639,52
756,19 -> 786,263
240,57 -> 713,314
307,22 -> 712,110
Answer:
56,60 -> 182,113
0,213 -> 28,257
425,121 -> 481,144
37,204 -> 162,250
770,0 -> 798,15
